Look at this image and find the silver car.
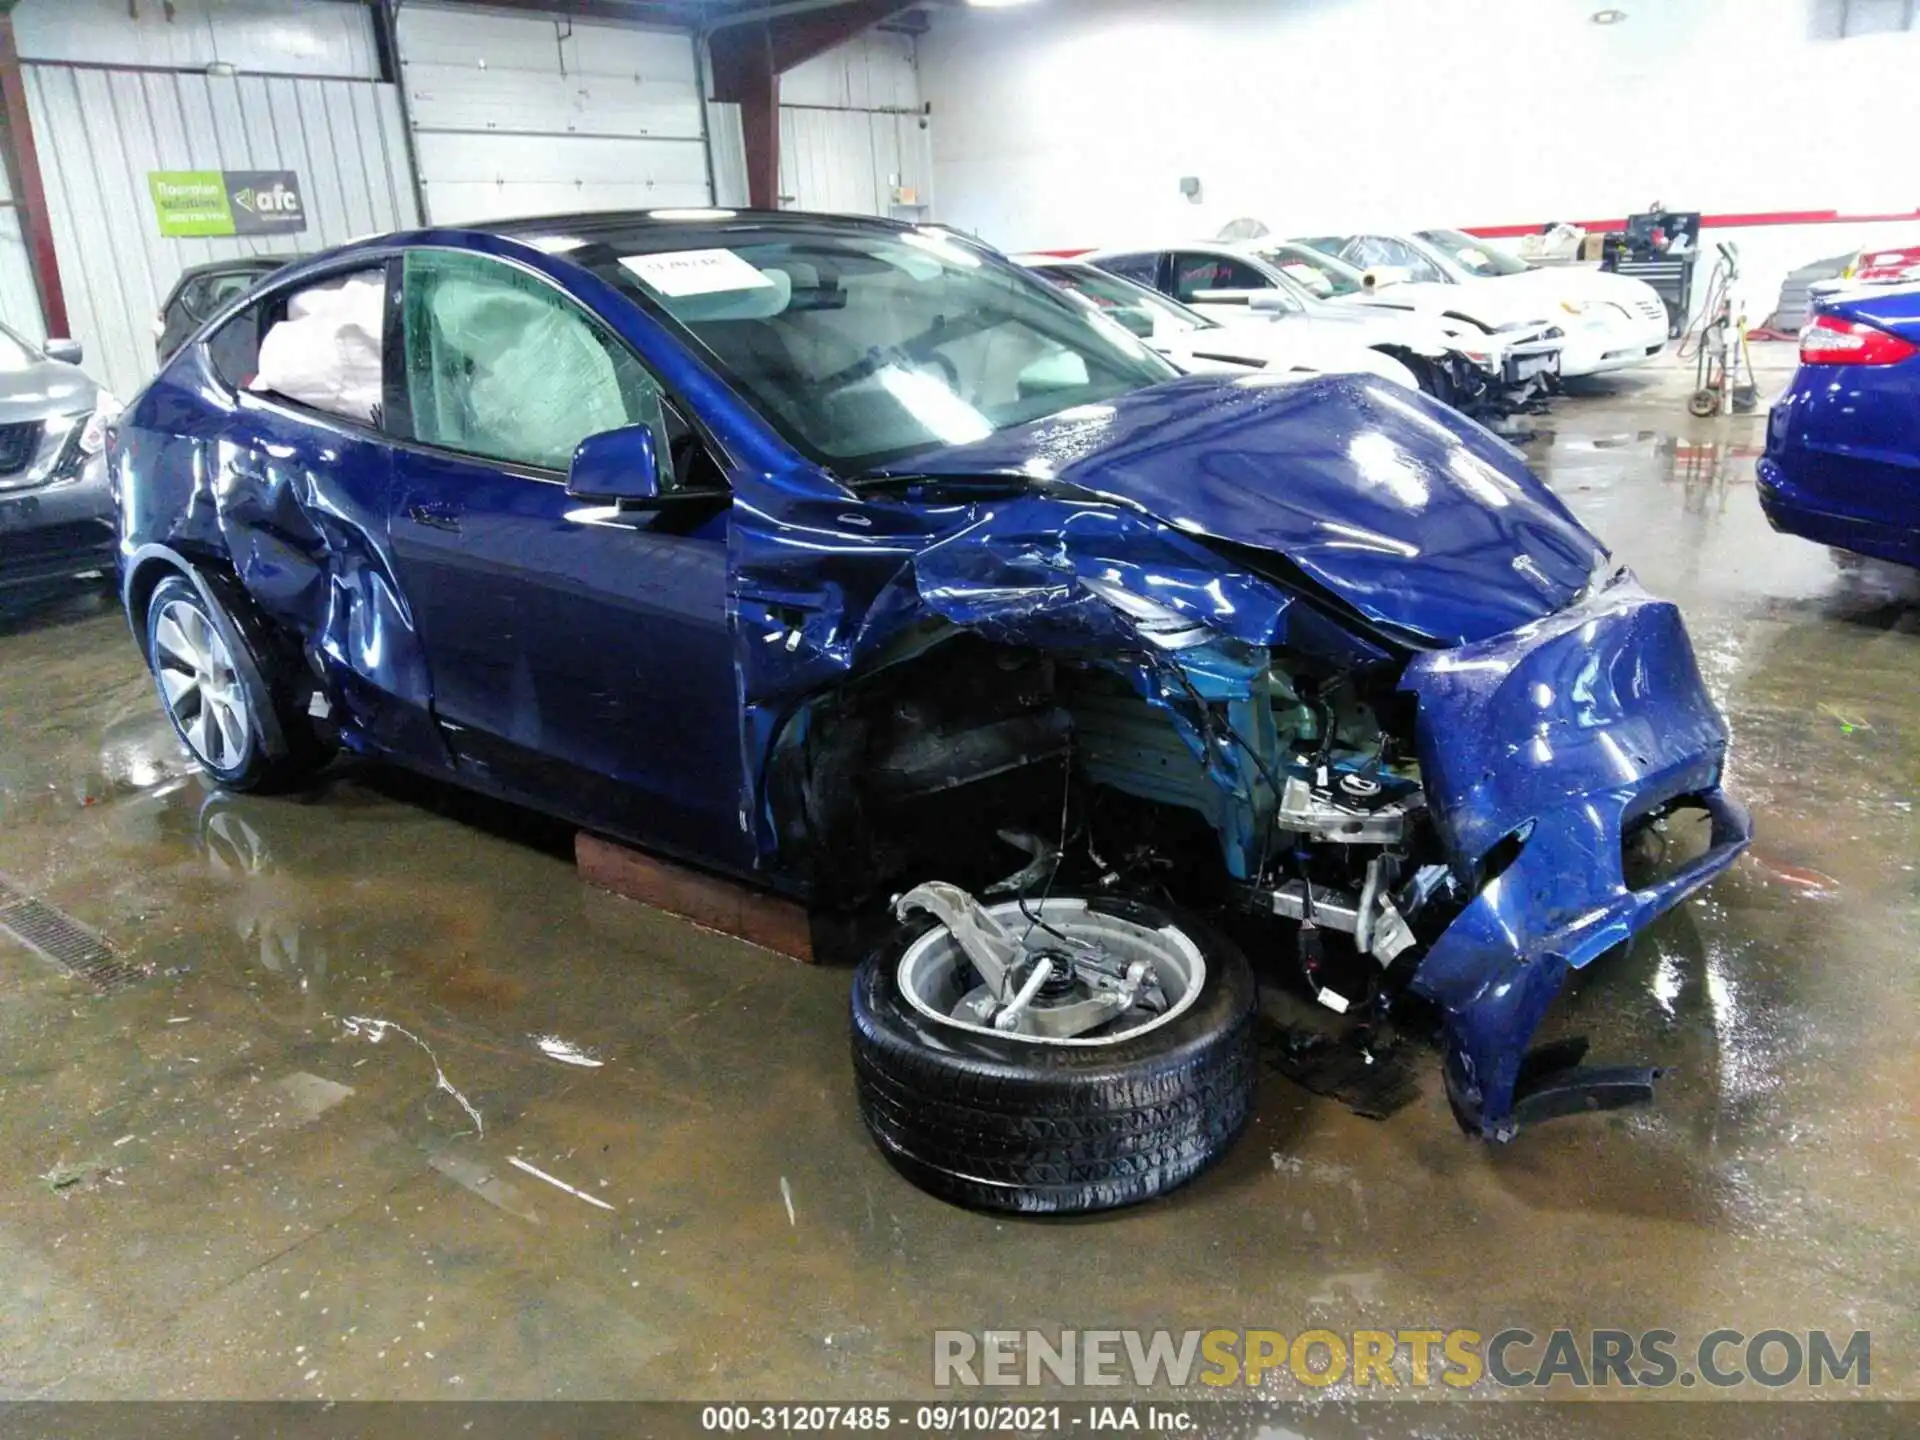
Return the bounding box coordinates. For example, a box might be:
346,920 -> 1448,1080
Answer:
0,322 -> 116,589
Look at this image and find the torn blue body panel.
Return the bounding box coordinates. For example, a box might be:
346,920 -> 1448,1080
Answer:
879,373 -> 1606,646
1400,573 -> 1752,1136
116,346 -> 446,769
728,377 -> 1750,1137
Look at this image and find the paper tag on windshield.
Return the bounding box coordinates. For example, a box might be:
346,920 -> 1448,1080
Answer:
618,249 -> 773,298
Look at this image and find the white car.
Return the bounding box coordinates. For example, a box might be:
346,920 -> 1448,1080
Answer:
1018,256 -> 1421,388
1296,229 -> 1671,378
1080,242 -> 1563,416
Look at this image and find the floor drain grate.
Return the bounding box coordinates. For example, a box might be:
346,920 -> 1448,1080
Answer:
0,875 -> 144,991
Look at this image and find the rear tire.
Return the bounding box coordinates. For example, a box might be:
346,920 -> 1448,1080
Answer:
851,894 -> 1258,1214
144,574 -> 329,793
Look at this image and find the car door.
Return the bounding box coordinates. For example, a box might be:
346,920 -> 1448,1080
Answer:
176,258 -> 451,772
384,245 -> 746,869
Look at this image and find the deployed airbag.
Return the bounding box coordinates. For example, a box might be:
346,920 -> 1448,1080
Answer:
420,278 -> 632,470
252,274 -> 386,422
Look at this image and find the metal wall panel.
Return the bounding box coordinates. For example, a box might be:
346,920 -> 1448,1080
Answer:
397,3 -> 709,224
776,32 -> 929,218
0,148 -> 44,342
14,0 -> 378,78
24,63 -> 418,401
782,31 -> 920,111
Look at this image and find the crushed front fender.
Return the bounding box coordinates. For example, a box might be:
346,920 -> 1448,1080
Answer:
1400,570 -> 1752,1139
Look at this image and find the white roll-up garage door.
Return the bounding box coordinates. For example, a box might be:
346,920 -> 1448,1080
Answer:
396,5 -> 711,225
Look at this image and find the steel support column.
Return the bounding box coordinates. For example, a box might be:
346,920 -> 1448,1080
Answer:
0,13 -> 66,338
706,0 -> 919,210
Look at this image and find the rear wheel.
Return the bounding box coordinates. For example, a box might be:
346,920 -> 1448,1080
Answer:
851,892 -> 1258,1214
144,574 -> 328,792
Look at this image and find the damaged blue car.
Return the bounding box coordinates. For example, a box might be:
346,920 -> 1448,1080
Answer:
111,211 -> 1750,1213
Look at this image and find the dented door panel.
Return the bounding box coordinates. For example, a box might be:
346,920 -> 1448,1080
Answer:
119,350 -> 443,767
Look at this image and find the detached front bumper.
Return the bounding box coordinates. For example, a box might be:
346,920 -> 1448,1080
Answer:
1400,572 -> 1751,1139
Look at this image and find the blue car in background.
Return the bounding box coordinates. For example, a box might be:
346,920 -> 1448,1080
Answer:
1759,282 -> 1920,568
111,210 -> 1750,1213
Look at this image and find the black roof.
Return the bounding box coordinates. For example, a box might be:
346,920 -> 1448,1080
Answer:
483,207 -> 925,242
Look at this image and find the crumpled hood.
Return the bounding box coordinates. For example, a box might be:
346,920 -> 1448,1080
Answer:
891,373 -> 1605,646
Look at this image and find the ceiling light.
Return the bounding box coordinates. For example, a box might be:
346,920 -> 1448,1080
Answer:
1590,8 -> 1627,23
967,0 -> 1040,8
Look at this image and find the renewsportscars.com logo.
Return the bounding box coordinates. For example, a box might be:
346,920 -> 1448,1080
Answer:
933,1327 -> 1872,1391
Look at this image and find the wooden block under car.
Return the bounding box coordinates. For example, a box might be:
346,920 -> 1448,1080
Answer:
574,831 -> 815,962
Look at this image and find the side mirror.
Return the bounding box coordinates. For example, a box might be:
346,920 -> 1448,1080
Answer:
1246,292 -> 1292,314
44,337 -> 83,365
567,423 -> 662,505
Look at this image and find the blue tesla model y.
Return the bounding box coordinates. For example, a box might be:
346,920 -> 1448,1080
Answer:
111,210 -> 1749,1211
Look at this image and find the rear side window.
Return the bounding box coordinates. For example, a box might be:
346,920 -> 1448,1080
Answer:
204,306 -> 263,390
249,268 -> 388,424
400,248 -> 669,473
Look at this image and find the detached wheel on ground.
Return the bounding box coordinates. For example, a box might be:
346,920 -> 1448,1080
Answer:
144,573 -> 330,793
851,890 -> 1258,1214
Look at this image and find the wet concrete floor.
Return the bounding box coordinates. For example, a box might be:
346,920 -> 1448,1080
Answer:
0,355 -> 1915,1408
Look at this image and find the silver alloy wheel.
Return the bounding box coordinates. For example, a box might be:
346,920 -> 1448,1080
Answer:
896,897 -> 1208,1048
152,598 -> 251,773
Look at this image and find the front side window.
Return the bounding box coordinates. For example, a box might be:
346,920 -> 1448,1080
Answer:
1170,253 -> 1276,305
579,225 -> 1175,472
402,249 -> 668,472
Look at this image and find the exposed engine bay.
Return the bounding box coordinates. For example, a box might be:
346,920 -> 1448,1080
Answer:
773,632 -> 1457,1065
768,543 -> 1749,1145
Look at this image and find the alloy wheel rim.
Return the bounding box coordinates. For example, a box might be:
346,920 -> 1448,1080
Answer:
896,897 -> 1207,1047
153,599 -> 251,772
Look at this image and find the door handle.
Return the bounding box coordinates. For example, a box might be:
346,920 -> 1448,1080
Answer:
406,502 -> 461,533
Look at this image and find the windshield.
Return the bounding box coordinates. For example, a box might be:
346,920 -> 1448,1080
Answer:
1250,245 -> 1363,298
0,323 -> 39,371
1415,229 -> 1533,278
578,223 -> 1177,472
1032,262 -> 1210,340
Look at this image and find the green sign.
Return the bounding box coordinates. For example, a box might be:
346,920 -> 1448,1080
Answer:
149,170 -> 308,238
149,171 -> 233,237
